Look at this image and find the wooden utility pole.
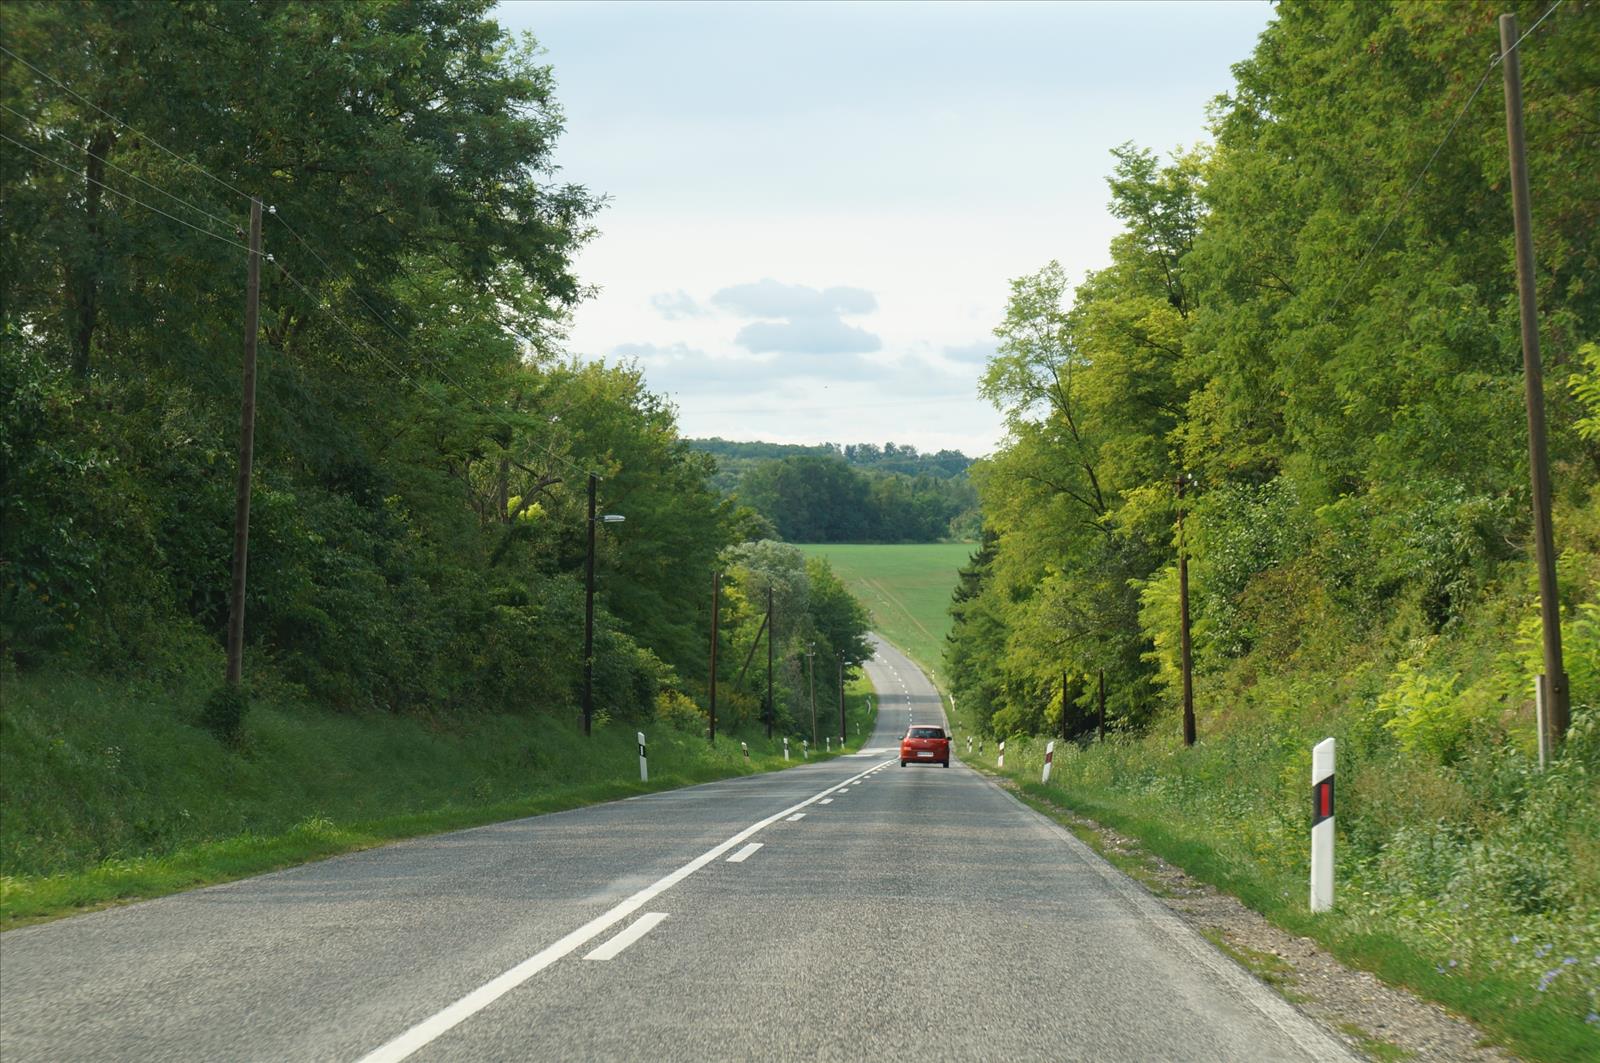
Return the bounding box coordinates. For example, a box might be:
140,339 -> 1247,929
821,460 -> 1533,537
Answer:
1097,669 -> 1107,741
224,197 -> 262,688
709,571 -> 720,744
1061,670 -> 1070,741
766,584 -> 774,740
1177,474 -> 1196,747
1500,12 -> 1569,748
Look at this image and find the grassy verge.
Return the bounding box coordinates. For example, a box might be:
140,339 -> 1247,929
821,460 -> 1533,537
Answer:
1,672 -> 878,928
957,735 -> 1598,1063
796,543 -> 971,687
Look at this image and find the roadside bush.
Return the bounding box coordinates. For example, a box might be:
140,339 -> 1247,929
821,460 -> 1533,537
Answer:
1373,655 -> 1480,765
655,689 -> 706,733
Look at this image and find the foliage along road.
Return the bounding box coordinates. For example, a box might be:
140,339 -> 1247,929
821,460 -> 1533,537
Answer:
0,636 -> 1350,1062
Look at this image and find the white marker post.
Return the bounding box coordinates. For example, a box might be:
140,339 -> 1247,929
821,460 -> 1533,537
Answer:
803,739 -> 809,759
1042,739 -> 1055,784
741,741 -> 749,762
1310,737 -> 1335,913
783,737 -> 789,761
997,740 -> 1005,769
637,731 -> 648,783
825,736 -> 831,753
967,736 -> 973,754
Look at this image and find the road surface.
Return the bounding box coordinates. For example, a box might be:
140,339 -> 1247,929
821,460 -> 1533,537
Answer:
0,634 -> 1350,1061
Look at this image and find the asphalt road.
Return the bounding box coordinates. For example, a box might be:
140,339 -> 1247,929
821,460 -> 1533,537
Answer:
0,635 -> 1351,1062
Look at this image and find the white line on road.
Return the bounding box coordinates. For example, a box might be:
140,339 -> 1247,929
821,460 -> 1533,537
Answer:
356,757 -> 892,1063
726,843 -> 763,863
786,813 -> 806,821
584,913 -> 668,961
819,798 -> 833,804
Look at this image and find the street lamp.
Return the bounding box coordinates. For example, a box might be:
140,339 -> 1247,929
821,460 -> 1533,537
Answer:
583,472 -> 625,737
837,653 -> 846,746
805,642 -> 817,747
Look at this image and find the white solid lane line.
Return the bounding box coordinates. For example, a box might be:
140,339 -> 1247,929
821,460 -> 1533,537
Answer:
356,757 -> 892,1063
584,913 -> 668,961
726,843 -> 763,863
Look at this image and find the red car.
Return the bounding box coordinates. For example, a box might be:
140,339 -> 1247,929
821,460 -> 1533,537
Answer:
900,725 -> 950,767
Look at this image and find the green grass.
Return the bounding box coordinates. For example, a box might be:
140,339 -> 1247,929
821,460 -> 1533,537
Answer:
0,671 -> 878,927
797,542 -> 973,687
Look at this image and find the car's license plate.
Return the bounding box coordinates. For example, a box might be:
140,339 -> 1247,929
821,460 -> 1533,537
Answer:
917,751 -> 934,757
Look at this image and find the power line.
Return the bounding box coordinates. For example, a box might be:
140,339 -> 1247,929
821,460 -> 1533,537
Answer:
0,41 -> 254,204
0,129 -> 254,254
1326,0 -> 1564,316
1,103 -> 241,231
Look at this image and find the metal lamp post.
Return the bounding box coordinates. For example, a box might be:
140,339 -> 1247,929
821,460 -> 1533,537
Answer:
806,642 -> 817,747
582,471 -> 625,737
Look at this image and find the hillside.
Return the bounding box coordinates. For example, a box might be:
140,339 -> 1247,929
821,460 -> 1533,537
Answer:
944,4 -> 1600,1058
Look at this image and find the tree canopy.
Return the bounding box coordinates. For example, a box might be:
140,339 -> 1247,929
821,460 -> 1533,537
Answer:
949,0 -> 1600,743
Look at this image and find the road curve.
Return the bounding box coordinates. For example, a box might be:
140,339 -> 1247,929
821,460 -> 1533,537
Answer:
0,634 -> 1351,1062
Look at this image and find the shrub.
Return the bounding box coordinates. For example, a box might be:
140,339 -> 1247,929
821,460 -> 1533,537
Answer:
1373,655 -> 1480,765
655,689 -> 706,733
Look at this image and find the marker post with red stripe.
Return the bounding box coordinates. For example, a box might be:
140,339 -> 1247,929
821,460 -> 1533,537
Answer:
1310,737 -> 1335,912
1042,740 -> 1055,784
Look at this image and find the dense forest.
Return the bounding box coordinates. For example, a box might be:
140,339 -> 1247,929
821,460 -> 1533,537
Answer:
691,439 -> 980,542
0,0 -> 869,740
947,0 -> 1598,1043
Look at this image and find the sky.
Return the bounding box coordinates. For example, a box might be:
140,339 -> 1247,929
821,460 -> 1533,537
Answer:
496,0 -> 1274,457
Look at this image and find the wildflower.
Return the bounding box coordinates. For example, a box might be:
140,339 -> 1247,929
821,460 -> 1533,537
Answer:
1448,960 -> 1458,968
1538,968 -> 1562,992
1510,934 -> 1520,945
1587,1012 -> 1599,1026
1535,944 -> 1553,959
1564,957 -> 1578,966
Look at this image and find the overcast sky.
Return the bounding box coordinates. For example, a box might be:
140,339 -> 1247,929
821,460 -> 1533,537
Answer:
497,0 -> 1273,457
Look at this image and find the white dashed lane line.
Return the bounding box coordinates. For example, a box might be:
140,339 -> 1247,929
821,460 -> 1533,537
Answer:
584,913 -> 668,962
726,843 -> 762,864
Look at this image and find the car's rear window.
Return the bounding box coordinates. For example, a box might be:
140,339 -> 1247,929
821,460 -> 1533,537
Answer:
908,727 -> 945,739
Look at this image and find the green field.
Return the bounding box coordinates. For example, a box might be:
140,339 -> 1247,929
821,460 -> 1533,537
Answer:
798,543 -> 974,688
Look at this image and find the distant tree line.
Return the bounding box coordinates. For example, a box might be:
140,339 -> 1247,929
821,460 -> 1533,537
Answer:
691,440 -> 980,543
